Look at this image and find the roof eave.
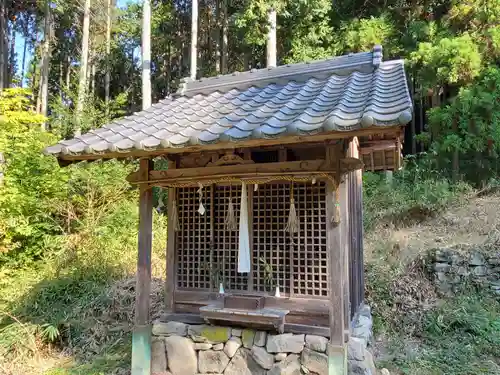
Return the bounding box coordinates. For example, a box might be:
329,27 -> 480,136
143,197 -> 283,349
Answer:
50,125 -> 405,165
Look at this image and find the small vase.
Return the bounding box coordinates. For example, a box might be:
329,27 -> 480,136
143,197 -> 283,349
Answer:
219,283 -> 225,294
274,286 -> 280,298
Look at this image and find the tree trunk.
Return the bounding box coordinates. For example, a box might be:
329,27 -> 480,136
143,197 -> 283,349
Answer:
0,0 -> 6,91
215,0 -> 220,73
105,0 -> 112,112
90,62 -> 95,98
21,32 -> 27,87
59,62 -> 64,100
76,0 -> 91,136
190,0 -> 198,80
165,40 -> 171,94
266,8 -> 277,67
40,0 -> 51,127
142,0 -> 151,109
8,25 -> 14,86
221,0 -> 228,74
66,55 -> 71,92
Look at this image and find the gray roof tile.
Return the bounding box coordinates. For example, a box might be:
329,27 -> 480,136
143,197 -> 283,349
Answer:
45,46 -> 413,159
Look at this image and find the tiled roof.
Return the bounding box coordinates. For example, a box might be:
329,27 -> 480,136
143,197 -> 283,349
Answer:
45,46 -> 412,159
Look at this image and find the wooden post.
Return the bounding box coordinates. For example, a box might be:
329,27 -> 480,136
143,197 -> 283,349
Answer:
326,144 -> 347,375
132,158 -> 154,375
165,158 -> 176,311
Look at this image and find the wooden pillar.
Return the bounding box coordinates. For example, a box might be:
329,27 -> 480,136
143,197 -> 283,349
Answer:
326,144 -> 347,375
132,158 -> 154,375
165,158 -> 176,312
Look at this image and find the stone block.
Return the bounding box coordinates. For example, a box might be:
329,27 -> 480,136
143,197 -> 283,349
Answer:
151,338 -> 168,374
305,335 -> 328,353
254,331 -> 267,347
301,347 -> 327,375
434,263 -> 450,272
470,252 -> 485,266
348,350 -> 376,375
266,334 -> 304,354
224,348 -> 266,375
164,336 -> 197,375
198,350 -> 230,373
268,354 -> 301,375
231,328 -> 242,337
194,343 -> 213,350
472,266 -> 488,276
152,321 -> 188,337
251,345 -> 274,369
242,329 -> 255,349
224,337 -> 242,358
347,337 -> 365,361
274,353 -> 287,362
188,325 -> 231,343
213,343 -> 224,351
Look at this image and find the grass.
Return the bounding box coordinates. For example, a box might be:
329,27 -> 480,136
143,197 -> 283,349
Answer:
363,159 -> 471,231
377,291 -> 500,375
0,202 -> 167,375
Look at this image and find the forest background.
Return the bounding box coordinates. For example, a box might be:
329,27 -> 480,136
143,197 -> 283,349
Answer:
0,0 -> 499,374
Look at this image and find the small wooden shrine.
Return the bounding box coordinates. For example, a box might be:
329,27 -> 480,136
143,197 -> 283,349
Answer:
45,45 -> 412,374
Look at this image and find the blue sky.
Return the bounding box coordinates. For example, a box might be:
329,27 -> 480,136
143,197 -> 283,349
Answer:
15,0 -> 137,80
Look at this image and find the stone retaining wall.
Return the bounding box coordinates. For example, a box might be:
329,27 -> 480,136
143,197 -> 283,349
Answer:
151,304 -> 376,375
430,246 -> 500,295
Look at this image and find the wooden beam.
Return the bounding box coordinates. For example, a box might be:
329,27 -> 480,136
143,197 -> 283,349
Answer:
56,127 -> 403,163
132,158 -> 153,375
135,158 -> 154,325
128,159 -> 338,185
165,159 -> 176,312
326,146 -> 345,346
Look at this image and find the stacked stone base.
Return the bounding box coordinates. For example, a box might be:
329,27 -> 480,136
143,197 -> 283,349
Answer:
151,306 -> 376,375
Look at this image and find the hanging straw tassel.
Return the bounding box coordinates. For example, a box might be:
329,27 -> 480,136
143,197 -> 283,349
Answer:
171,199 -> 180,232
285,184 -> 299,235
331,186 -> 341,225
224,198 -> 237,231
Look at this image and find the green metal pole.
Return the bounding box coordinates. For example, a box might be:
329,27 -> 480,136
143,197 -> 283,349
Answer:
131,324 -> 151,375
328,343 -> 347,375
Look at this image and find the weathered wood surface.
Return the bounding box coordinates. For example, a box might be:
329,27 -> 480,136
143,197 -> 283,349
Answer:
135,159 -> 154,326
165,159 -> 176,312
127,157 -> 363,186
326,143 -> 345,346
128,159 -> 334,184
200,305 -> 288,333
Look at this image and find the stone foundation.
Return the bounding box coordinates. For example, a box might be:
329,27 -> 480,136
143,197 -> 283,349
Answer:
151,305 -> 376,375
430,246 -> 500,295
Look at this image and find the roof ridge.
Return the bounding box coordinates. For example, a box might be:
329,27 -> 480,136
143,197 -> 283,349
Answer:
176,46 -> 383,98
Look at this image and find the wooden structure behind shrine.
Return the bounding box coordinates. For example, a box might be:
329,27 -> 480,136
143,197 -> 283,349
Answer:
45,45 -> 412,375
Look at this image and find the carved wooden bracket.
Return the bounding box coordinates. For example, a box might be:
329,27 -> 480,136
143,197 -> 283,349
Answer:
207,152 -> 255,166
340,157 -> 364,173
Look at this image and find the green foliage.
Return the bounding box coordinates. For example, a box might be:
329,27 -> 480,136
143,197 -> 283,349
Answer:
339,14 -> 398,55
427,67 -> 500,182
387,292 -> 500,375
363,155 -> 471,231
410,33 -> 483,88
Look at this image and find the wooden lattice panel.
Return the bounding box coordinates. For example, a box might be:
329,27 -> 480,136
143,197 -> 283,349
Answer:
253,183 -> 292,294
176,186 -> 212,290
176,181 -> 328,298
253,182 -> 328,297
291,182 -> 328,297
213,184 -> 248,291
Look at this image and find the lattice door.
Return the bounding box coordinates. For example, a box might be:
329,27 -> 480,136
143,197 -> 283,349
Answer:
176,186 -> 212,290
213,184 -> 248,292
253,182 -> 328,298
